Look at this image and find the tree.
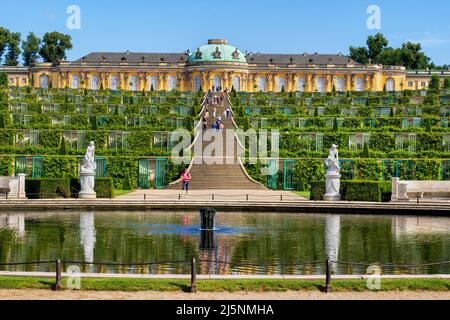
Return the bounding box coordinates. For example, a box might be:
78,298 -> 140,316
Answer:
59,136 -> 67,155
366,33 -> 389,63
333,118 -> 339,131
428,75 -> 440,91
150,84 -> 154,92
362,142 -> 370,158
349,46 -> 369,64
399,42 -> 430,70
0,113 -> 5,128
22,32 -> 41,66
39,32 -> 72,63
4,32 -> 21,66
0,72 -> 7,86
0,27 -> 10,63
443,78 -> 450,89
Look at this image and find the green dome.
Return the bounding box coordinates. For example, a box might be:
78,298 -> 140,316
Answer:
188,39 -> 247,64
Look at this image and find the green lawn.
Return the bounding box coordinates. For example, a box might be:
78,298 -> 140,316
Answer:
295,191 -> 311,200
0,277 -> 448,292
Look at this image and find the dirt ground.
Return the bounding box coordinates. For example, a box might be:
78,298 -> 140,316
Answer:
0,289 -> 449,300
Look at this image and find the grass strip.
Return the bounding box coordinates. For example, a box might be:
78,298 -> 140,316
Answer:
0,277 -> 448,292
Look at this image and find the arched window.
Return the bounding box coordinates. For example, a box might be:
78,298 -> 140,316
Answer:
386,78 -> 395,92
213,76 -> 221,90
335,77 -> 345,92
39,75 -> 49,88
149,76 -> 158,91
258,77 -> 266,92
316,77 -> 325,93
168,76 -> 177,91
71,75 -> 79,89
233,76 -> 240,92
277,77 -> 286,92
110,76 -> 119,90
129,76 -> 138,91
91,75 -> 99,90
355,77 -> 364,92
297,77 -> 305,92
194,76 -> 201,92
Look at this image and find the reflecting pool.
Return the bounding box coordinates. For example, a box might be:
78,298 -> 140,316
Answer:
0,211 -> 449,275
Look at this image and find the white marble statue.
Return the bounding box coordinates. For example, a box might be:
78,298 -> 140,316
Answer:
79,141 -> 97,199
324,144 -> 341,201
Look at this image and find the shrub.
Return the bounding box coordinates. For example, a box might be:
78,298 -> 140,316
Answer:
43,156 -> 78,178
70,177 -> 113,198
0,156 -> 13,176
26,178 -> 70,199
310,180 -> 392,202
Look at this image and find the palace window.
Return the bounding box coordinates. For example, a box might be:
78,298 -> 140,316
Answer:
213,76 -> 221,89
39,75 -> 49,89
408,81 -> 414,87
316,77 -> 325,93
386,78 -> 395,92
276,77 -> 286,92
349,133 -> 371,151
129,76 -> 138,91
72,75 -> 79,89
355,78 -> 364,92
168,76 -> 177,91
297,77 -> 305,92
91,75 -> 99,90
335,77 -> 345,92
258,77 -> 266,92
149,76 -> 158,91
194,76 -> 201,92
233,76 -> 240,92
110,76 -> 119,90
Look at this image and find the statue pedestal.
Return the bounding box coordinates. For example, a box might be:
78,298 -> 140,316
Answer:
324,173 -> 341,201
79,170 -> 97,199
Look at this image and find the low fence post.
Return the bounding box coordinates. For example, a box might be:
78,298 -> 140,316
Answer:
325,259 -> 332,293
212,194 -> 215,201
191,258 -> 197,293
246,194 -> 249,201
280,195 -> 283,202
55,259 -> 62,291
144,194 -> 147,201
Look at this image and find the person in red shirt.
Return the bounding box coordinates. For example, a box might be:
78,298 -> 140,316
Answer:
181,168 -> 191,195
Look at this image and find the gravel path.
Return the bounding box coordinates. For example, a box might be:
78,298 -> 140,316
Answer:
0,290 -> 449,300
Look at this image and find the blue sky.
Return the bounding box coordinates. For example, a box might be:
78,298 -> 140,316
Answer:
1,0 -> 449,65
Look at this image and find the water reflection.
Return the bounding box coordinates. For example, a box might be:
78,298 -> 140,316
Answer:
0,211 -> 448,275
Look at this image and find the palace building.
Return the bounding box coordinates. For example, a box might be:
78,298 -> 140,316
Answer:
1,39 -> 449,92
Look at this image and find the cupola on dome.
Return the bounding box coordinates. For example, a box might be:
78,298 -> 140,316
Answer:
188,39 -> 247,64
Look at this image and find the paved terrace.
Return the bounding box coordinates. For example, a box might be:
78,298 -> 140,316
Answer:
0,189 -> 449,215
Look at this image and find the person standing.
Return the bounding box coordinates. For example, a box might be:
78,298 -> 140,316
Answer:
226,107 -> 231,118
213,107 -> 217,118
181,168 -> 191,195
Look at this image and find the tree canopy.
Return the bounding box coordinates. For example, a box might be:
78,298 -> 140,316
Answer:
349,33 -> 432,70
39,32 -> 73,63
22,32 -> 41,66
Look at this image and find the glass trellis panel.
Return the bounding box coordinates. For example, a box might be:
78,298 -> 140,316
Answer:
315,133 -> 324,152
349,133 -> 370,151
283,160 -> 295,190
441,119 -> 449,128
14,156 -> 28,175
443,135 -> 450,152
266,160 -> 278,190
408,133 -> 417,152
298,118 -> 306,128
413,118 -> 422,128
401,118 -> 409,129
138,158 -> 150,189
395,160 -> 415,180
339,160 -> 355,180
32,156 -> 44,178
153,132 -> 167,150
95,157 -> 107,177
442,160 -> 450,181
155,158 -> 168,189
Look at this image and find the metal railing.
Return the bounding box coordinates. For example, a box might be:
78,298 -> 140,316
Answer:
0,258 -> 449,293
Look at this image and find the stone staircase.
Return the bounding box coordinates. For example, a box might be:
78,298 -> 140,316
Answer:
169,94 -> 265,190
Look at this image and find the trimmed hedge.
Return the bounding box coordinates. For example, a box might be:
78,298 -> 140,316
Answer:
25,178 -> 71,199
310,180 -> 392,202
70,177 -> 113,199
0,156 -> 13,176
